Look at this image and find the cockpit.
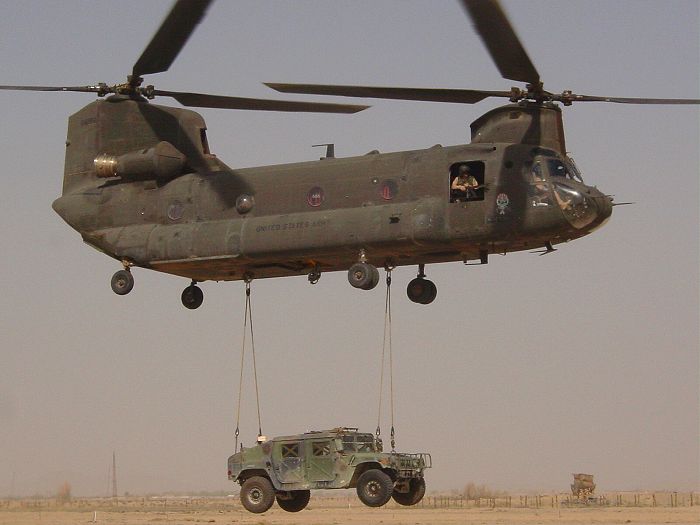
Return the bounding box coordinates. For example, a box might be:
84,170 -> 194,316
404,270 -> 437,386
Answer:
530,153 -> 609,230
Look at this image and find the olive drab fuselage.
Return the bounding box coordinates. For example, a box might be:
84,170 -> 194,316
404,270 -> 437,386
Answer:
52,96 -> 613,284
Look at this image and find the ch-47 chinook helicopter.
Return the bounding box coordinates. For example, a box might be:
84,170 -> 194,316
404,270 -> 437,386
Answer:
2,1 -> 697,310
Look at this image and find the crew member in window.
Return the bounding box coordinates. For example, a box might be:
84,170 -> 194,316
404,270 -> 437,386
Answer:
451,164 -> 479,201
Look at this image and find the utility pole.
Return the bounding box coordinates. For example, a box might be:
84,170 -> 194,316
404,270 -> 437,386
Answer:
112,451 -> 118,501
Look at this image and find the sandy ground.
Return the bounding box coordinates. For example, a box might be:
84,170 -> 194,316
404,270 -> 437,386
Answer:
1,505 -> 698,525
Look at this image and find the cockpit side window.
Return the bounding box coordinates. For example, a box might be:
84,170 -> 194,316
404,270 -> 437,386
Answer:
449,161 -> 485,203
528,160 -> 552,207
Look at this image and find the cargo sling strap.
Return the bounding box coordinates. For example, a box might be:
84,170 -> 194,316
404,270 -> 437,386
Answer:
234,278 -> 263,452
376,267 -> 397,452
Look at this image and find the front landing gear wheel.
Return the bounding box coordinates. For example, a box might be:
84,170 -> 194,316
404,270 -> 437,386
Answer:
110,269 -> 134,295
356,469 -> 393,507
407,278 -> 437,304
181,283 -> 204,309
348,262 -> 380,290
240,476 -> 275,513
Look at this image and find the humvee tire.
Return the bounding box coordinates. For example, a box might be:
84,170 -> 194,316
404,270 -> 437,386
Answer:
240,476 -> 274,513
356,469 -> 393,507
392,477 -> 426,506
276,490 -> 311,512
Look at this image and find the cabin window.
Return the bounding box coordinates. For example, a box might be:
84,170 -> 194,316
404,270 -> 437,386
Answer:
450,161 -> 485,203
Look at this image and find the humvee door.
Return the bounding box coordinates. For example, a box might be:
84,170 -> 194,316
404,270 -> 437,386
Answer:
306,439 -> 335,482
272,441 -> 304,483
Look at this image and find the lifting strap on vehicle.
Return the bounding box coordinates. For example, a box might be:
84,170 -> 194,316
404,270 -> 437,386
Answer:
376,267 -> 396,452
234,279 -> 263,452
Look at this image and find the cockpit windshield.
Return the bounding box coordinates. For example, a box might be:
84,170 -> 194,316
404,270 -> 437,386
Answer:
547,157 -> 584,183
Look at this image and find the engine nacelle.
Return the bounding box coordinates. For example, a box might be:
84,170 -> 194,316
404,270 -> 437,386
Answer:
94,141 -> 186,180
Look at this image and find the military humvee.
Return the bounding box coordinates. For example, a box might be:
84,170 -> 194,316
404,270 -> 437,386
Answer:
227,427 -> 431,513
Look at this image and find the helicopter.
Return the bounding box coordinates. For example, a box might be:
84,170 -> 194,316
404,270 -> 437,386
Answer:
1,0 -> 697,310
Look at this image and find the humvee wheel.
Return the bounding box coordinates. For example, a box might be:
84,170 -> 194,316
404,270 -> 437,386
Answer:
276,490 -> 310,512
181,283 -> 204,309
111,269 -> 134,295
240,476 -> 275,513
348,262 -> 380,290
392,477 -> 426,506
356,469 -> 393,507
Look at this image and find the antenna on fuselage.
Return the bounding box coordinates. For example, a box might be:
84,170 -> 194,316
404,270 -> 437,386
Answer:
312,143 -> 335,159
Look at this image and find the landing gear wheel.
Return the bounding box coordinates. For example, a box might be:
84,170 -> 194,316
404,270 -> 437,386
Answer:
276,490 -> 310,512
356,469 -> 393,507
240,476 -> 275,513
181,283 -> 204,309
406,278 -> 437,304
110,269 -> 134,295
348,262 -> 380,290
392,478 -> 426,506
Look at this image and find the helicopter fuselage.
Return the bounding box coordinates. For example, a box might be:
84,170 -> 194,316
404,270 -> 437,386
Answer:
52,98 -> 611,284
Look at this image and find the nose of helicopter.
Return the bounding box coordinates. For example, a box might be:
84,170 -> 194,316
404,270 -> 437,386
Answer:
587,190 -> 613,231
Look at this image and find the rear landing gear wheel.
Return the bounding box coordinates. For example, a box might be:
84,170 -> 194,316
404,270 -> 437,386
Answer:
181,282 -> 204,309
407,278 -> 437,304
110,269 -> 134,295
348,262 -> 380,290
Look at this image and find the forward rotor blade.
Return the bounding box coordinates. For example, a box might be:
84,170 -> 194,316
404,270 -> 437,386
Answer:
132,0 -> 213,79
265,83 -> 513,104
0,84 -> 103,93
565,94 -> 700,105
155,90 -> 369,113
460,0 -> 540,85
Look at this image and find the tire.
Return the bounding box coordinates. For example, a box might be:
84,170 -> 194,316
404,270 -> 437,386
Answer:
356,469 -> 393,507
392,477 -> 426,506
110,269 -> 134,295
421,279 -> 437,304
240,476 -> 275,513
181,284 -> 204,309
407,277 -> 437,304
348,262 -> 379,290
276,490 -> 310,512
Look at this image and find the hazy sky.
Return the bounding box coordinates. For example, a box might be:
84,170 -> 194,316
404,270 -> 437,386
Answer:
0,1 -> 698,497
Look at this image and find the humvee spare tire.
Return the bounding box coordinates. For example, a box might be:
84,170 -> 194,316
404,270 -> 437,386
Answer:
240,476 -> 274,513
356,469 -> 393,507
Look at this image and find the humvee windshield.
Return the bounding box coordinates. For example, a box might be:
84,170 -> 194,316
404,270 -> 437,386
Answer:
340,433 -> 379,452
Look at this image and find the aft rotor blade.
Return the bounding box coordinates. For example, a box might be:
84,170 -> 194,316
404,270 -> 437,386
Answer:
155,90 -> 369,113
565,94 -> 700,105
132,0 -> 213,79
265,83 -> 513,104
0,84 -> 103,93
460,0 -> 540,85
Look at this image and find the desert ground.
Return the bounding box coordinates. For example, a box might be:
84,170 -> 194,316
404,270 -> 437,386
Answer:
1,495 -> 698,525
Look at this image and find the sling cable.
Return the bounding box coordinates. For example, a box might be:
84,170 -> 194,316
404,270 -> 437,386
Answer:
234,275 -> 264,452
376,265 -> 398,452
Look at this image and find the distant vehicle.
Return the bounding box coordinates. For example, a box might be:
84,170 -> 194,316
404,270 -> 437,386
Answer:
227,427 -> 431,513
571,473 -> 596,500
